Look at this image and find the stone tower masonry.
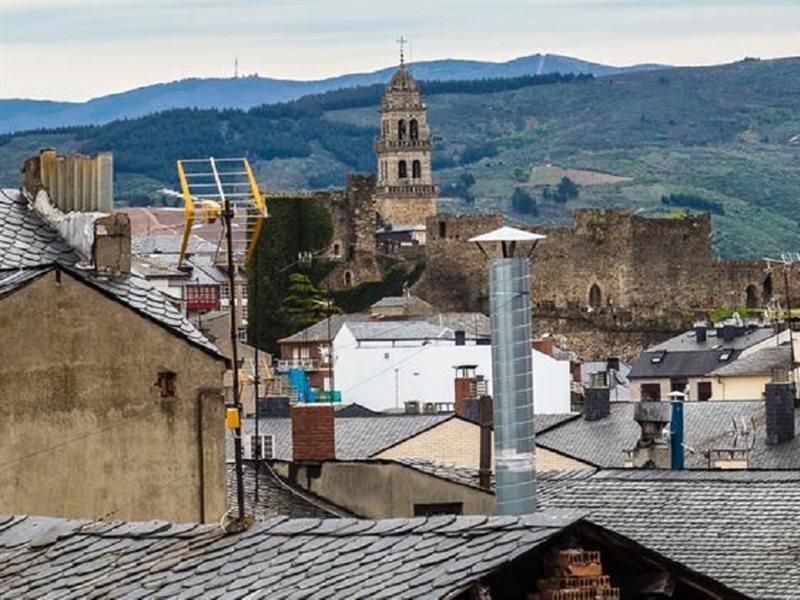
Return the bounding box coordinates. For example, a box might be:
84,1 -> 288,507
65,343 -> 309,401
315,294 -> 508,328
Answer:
374,57 -> 438,228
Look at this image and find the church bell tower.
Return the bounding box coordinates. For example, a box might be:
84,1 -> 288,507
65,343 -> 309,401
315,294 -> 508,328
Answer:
374,38 -> 438,229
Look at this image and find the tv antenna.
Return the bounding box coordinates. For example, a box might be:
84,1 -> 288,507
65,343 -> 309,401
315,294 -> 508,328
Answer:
171,157 -> 267,521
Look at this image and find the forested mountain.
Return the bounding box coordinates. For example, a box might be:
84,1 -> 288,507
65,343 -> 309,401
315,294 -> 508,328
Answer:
0,53 -> 663,133
1,57 -> 798,259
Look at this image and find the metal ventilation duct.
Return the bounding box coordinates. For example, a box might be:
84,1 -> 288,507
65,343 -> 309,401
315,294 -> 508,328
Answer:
489,257 -> 537,515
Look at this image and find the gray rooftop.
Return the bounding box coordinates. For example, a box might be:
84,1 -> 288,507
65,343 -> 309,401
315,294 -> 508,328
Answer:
227,463 -> 354,519
423,312 -> 492,338
536,401 -> 800,469
233,414 -> 453,461
278,313 -> 372,343
0,510 -> 587,599
711,344 -> 793,377
131,233 -> 218,256
630,326 -> 778,379
0,189 -> 222,358
344,320 -> 456,341
538,469 -> 800,599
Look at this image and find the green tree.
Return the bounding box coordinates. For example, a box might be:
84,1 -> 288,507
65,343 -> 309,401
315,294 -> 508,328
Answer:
510,187 -> 538,215
556,176 -> 579,201
276,273 -> 340,331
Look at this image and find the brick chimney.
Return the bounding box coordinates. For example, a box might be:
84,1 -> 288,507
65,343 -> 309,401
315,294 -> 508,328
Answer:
454,365 -> 478,417
533,337 -> 555,357
765,382 -> 796,445
291,403 -> 335,461
93,213 -> 131,276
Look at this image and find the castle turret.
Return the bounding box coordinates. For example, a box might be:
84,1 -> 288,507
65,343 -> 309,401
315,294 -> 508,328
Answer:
374,49 -> 438,229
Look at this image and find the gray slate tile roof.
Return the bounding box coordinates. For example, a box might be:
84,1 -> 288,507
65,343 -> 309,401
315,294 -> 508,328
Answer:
278,313 -> 372,343
227,463 -> 355,519
711,344 -> 793,376
423,312 -> 492,337
232,414 -> 453,461
536,401 -> 800,469
0,510 -> 585,599
344,320 -> 454,341
0,190 -> 223,359
630,326 -> 777,379
538,469 -> 800,599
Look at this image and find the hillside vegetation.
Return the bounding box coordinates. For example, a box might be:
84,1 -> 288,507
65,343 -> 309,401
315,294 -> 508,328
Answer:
1,57 -> 798,259
0,53 -> 661,133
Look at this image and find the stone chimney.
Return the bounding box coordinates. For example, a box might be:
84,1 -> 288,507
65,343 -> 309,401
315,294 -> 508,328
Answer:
765,382 -> 796,445
93,213 -> 131,276
584,386 -> 610,421
291,403 -> 335,462
628,402 -> 671,468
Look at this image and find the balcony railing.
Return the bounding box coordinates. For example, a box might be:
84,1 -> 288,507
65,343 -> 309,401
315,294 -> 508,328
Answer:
374,139 -> 432,152
376,184 -> 438,196
277,358 -> 321,371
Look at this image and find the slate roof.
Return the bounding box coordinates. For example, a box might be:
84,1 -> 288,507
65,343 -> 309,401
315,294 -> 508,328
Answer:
232,414 -> 453,461
536,401 -> 800,469
371,295 -> 419,308
344,320 -> 456,341
580,360 -> 631,402
278,313 -> 372,343
423,312 -> 492,338
226,463 -> 354,519
0,510 -> 589,599
538,469 -> 800,599
0,189 -> 222,359
630,326 -> 777,379
711,344 -> 793,376
131,233 -> 218,256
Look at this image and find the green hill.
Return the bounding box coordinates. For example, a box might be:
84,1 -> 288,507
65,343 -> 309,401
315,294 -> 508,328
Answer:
1,58 -> 798,259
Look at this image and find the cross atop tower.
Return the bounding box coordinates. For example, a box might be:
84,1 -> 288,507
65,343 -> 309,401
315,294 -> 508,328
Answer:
396,36 -> 407,65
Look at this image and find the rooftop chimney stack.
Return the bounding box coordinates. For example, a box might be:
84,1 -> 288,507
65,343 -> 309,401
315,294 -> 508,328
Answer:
291,403 -> 335,461
630,402 -> 671,468
478,395 -> 493,491
694,321 -> 708,343
668,391 -> 686,470
469,225 -> 546,516
93,213 -> 131,276
454,365 -> 478,417
584,386 -> 610,421
765,382 -> 796,445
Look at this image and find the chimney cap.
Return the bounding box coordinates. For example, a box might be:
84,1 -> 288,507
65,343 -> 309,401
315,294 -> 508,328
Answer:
469,226 -> 546,244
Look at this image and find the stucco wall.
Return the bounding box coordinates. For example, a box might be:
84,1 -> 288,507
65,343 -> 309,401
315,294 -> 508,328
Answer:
0,271 -> 227,523
334,325 -> 571,413
375,419 -> 591,472
712,375 -> 770,401
276,460 -> 494,518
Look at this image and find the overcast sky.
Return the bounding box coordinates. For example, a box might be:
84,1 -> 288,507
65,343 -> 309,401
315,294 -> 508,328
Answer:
1,0 -> 798,101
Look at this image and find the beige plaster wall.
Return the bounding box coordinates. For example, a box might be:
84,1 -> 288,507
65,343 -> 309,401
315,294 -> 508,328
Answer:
0,271 -> 227,523
375,418 -> 592,472
277,461 -> 494,518
712,375 -> 770,401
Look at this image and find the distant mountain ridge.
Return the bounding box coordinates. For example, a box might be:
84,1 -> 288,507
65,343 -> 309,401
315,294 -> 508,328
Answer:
0,53 -> 666,134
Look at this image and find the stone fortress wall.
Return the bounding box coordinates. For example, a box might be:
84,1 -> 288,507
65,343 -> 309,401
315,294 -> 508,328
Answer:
415,208 -> 798,360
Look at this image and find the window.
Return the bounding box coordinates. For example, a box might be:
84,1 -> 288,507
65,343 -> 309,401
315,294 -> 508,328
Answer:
670,379 -> 687,393
220,284 -> 230,300
237,327 -> 248,342
156,371 -> 177,398
248,434 -> 274,460
438,221 -> 447,239
332,243 -> 341,258
344,271 -> 353,286
413,503 -> 463,517
650,351 -> 667,364
409,119 -> 419,140
697,381 -> 712,402
640,383 -> 661,402
397,119 -> 406,141
589,284 -> 602,310
412,160 -> 421,179
398,160 -> 407,179
745,284 -> 758,309
763,274 -> 773,301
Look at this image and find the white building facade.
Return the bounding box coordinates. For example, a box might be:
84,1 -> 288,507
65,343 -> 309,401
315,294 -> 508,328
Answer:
333,322 -> 571,414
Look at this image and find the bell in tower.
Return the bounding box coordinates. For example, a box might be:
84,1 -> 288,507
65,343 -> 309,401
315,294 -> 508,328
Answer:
374,38 -> 438,232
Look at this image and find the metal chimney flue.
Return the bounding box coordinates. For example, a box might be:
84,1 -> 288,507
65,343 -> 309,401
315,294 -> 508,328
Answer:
471,225 -> 546,515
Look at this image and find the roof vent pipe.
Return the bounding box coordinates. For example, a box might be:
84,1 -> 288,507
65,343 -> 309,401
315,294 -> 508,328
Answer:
470,226 -> 546,515
668,391 -> 686,470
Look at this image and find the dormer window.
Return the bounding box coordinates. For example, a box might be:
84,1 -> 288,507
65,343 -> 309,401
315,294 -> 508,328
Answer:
651,351 -> 667,364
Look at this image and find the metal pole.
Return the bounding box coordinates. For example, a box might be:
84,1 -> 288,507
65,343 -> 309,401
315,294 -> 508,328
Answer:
224,200 -> 246,520
253,346 -> 259,503
327,308 -> 334,395
783,267 -> 798,391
